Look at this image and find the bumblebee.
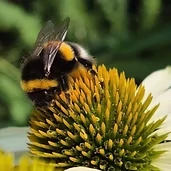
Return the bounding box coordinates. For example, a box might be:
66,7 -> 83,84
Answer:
21,17 -> 96,107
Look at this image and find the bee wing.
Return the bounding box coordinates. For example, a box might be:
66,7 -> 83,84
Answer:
32,20 -> 55,56
43,17 -> 70,75
53,17 -> 70,41
32,17 -> 70,75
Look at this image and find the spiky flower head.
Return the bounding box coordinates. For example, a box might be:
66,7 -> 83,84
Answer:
28,65 -> 169,171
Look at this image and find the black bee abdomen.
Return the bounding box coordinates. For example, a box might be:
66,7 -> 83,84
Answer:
22,59 -> 45,81
27,88 -> 55,107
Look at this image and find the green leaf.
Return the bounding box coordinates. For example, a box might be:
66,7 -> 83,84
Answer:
0,1 -> 41,46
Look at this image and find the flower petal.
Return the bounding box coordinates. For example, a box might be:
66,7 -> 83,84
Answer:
65,167 -> 100,171
142,66 -> 171,100
147,89 -> 171,140
152,142 -> 171,171
0,127 -> 29,163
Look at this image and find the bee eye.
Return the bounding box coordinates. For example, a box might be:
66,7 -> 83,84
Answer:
44,91 -> 48,95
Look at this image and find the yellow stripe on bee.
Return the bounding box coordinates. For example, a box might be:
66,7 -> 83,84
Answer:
59,42 -> 74,61
21,79 -> 58,93
44,41 -> 74,61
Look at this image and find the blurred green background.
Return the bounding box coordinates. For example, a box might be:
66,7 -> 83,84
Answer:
0,0 -> 171,127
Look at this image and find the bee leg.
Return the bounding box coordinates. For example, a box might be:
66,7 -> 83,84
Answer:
90,69 -> 97,76
53,76 -> 68,95
60,75 -> 69,91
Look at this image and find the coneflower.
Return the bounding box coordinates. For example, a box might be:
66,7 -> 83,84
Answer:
28,65 -> 171,171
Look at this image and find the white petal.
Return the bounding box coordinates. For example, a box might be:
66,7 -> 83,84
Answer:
147,89 -> 171,140
142,66 -> 171,100
65,167 -> 100,171
152,142 -> 171,171
0,127 -> 29,163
